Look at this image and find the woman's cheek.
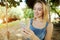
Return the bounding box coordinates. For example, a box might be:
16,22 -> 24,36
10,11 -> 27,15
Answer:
38,11 -> 43,16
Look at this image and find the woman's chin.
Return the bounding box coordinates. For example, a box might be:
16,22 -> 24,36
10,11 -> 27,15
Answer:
34,16 -> 39,18
34,16 -> 42,18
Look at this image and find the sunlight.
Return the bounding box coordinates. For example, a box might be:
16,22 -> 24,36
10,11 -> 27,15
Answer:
15,0 -> 20,2
0,19 -> 3,24
56,5 -> 60,10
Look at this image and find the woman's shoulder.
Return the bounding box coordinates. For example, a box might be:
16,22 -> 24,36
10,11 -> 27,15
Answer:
20,18 -> 30,24
19,18 -> 33,28
26,18 -> 33,23
26,18 -> 34,28
48,22 -> 53,27
19,18 -> 31,28
47,22 -> 53,30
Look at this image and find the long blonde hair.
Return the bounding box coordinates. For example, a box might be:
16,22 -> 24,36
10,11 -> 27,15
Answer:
42,2 -> 49,22
33,0 -> 49,22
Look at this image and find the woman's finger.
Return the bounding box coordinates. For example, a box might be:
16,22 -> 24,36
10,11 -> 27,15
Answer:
22,30 -> 31,37
21,28 -> 30,34
25,28 -> 34,35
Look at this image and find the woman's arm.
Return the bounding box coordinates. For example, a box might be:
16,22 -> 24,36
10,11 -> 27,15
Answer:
31,34 -> 40,40
45,22 -> 53,40
22,19 -> 40,40
21,24 -> 40,40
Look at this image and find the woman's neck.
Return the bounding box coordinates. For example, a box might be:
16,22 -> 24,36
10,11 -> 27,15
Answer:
34,17 -> 44,22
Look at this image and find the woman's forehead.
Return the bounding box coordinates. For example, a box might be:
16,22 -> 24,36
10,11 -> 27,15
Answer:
34,3 -> 42,8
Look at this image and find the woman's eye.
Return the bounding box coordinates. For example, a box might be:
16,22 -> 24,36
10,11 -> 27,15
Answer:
38,8 -> 42,11
33,8 -> 42,12
38,9 -> 41,11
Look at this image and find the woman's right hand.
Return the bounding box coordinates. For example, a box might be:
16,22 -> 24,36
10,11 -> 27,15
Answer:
21,27 -> 40,40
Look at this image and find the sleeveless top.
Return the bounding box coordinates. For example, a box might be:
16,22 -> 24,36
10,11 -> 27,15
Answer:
30,19 -> 48,40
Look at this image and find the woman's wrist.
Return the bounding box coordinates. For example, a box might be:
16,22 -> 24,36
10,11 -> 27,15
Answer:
31,34 -> 40,40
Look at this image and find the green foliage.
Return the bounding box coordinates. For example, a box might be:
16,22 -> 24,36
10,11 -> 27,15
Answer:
50,0 -> 60,16
24,8 -> 34,19
0,0 -> 22,7
50,0 -> 60,6
7,0 -> 20,7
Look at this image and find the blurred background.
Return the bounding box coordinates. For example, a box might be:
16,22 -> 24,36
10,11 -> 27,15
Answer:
0,0 -> 60,40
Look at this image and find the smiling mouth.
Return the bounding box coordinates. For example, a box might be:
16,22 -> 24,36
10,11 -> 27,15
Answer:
36,13 -> 39,15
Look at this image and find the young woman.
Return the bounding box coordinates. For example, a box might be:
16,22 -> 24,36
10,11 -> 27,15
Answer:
21,0 -> 53,40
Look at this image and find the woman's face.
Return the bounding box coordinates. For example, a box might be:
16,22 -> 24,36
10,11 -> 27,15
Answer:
33,3 -> 43,18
